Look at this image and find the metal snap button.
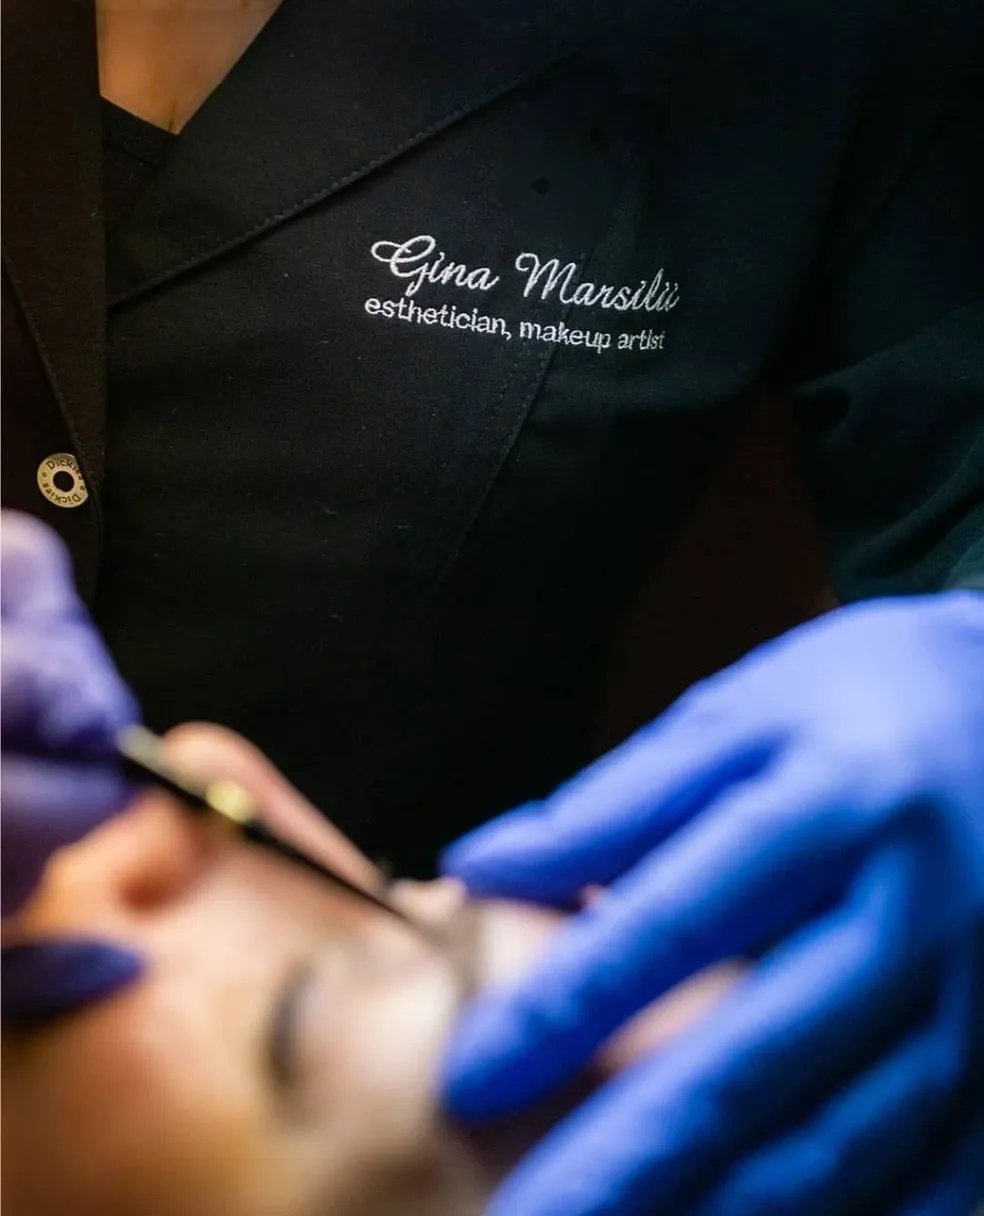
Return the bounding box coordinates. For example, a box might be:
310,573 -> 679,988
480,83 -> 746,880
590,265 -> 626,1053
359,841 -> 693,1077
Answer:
36,453 -> 89,508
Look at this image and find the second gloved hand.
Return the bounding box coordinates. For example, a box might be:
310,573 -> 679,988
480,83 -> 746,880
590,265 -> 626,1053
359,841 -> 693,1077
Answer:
441,592 -> 984,1216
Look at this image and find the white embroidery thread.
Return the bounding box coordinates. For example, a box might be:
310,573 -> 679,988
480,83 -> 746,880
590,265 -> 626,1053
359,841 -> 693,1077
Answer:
370,235 -> 500,298
365,234 -> 681,355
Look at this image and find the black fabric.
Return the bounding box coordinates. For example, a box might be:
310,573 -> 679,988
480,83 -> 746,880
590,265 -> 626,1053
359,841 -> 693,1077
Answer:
102,101 -> 175,234
4,0 -> 983,876
1,0 -> 107,594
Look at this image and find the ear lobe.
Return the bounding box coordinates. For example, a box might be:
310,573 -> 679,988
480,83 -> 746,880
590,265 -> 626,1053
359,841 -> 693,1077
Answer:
160,722 -> 380,887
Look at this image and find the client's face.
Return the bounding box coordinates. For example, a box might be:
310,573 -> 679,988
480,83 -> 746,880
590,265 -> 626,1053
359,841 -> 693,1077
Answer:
3,725 -> 491,1216
4,724 -> 739,1216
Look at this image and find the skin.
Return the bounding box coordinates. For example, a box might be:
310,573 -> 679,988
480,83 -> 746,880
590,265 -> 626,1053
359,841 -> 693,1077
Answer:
96,0 -> 284,132
2,724 -> 741,1216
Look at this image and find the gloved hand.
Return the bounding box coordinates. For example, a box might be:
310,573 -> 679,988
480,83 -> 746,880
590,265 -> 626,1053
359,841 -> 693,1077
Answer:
442,592 -> 984,1216
2,512 -> 143,1019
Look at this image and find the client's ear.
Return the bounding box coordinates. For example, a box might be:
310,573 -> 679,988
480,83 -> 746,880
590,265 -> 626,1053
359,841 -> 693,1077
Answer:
161,723 -> 380,887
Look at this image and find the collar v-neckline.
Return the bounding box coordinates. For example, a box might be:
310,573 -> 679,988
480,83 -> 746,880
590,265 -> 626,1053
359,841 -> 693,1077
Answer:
104,0 -> 595,304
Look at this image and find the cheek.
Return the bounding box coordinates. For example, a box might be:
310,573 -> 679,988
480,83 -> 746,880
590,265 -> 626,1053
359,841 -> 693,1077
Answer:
4,1009 -> 298,1216
294,954 -> 473,1215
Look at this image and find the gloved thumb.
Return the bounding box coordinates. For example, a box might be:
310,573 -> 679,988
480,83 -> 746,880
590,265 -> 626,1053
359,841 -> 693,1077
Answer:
2,940 -> 144,1027
1,757 -> 134,915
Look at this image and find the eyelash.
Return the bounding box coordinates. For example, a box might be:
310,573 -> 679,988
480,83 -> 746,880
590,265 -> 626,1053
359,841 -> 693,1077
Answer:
268,961 -> 315,1096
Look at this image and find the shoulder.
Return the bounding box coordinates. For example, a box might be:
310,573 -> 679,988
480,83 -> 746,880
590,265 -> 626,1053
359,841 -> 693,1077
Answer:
539,0 -> 981,105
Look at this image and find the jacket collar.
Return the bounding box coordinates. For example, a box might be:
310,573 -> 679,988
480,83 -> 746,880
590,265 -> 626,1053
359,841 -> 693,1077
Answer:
107,0 -> 593,302
2,0 -> 108,502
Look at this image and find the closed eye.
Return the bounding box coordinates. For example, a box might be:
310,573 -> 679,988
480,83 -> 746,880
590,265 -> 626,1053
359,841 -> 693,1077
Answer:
267,960 -> 316,1099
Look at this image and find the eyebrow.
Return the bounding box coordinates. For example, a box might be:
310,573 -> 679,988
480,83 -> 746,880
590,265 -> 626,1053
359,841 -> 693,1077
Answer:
267,960 -> 316,1098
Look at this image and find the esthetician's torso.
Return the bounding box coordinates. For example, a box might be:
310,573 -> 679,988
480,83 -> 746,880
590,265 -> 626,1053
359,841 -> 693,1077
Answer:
6,0 -> 980,874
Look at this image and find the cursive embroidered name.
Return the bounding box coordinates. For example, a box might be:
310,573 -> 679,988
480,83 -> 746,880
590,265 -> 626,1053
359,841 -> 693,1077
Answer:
365,234 -> 683,357
513,253 -> 680,313
370,234 -> 501,298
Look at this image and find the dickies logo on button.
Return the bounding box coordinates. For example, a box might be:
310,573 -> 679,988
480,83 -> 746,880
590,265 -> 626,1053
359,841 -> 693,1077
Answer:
37,453 -> 88,508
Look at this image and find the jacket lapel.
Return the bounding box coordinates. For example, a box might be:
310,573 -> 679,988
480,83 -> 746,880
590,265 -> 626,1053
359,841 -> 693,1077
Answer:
107,0 -> 593,302
2,0 -> 108,504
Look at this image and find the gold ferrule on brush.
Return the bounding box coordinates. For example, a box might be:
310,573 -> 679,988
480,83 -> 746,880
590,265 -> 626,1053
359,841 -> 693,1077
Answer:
203,779 -> 256,826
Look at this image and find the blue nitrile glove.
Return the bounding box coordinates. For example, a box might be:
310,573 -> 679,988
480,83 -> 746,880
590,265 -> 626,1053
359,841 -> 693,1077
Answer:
441,592 -> 984,1216
2,512 -> 142,1017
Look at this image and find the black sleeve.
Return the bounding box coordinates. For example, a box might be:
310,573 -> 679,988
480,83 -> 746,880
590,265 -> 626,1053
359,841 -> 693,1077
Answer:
786,11 -> 984,601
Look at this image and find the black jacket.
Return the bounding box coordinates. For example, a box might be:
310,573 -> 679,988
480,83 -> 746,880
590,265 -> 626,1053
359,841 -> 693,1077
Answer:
3,0 -> 983,871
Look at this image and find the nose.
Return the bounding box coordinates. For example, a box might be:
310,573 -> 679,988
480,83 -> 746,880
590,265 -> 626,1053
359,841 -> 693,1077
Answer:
3,764 -> 231,1028
36,792 -> 226,930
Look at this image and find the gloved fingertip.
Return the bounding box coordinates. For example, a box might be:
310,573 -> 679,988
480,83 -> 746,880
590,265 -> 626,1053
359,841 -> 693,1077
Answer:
436,838 -> 470,879
2,939 -> 144,1027
441,822 -> 552,894
0,513 -> 73,616
441,800 -> 548,874
441,997 -> 535,1122
439,835 -> 505,890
